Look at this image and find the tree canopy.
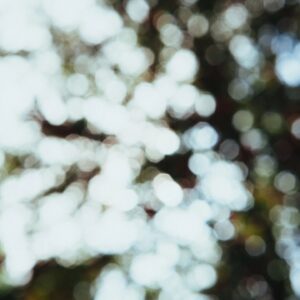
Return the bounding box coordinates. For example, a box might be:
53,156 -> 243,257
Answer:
0,0 -> 299,299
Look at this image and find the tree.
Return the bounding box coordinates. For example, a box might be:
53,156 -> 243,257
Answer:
0,0 -> 299,299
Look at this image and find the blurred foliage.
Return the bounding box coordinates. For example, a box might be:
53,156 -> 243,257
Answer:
1,0 -> 300,299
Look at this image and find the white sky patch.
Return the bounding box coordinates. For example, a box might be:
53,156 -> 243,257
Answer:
0,56 -> 40,151
214,220 -> 235,241
30,50 -> 61,75
160,24 -> 184,48
154,206 -> 212,245
241,128 -> 267,151
229,35 -> 259,69
67,73 -> 89,96
224,4 -> 248,30
188,152 -> 213,177
88,176 -> 139,210
142,124 -> 180,160
184,123 -> 218,151
276,50 -> 300,87
118,47 -> 151,76
207,161 -> 245,181
152,174 -> 183,207
290,268 -> 300,297
102,40 -> 151,76
94,268 -> 144,300
36,80 -> 68,126
83,209 -> 141,254
130,83 -> 167,119
188,14 -> 209,38
0,56 -> 36,117
102,78 -> 127,104
168,84 -> 198,119
130,253 -> 174,287
166,49 -> 199,82
0,9 -> 50,52
154,75 -> 178,100
43,0 -> 94,31
291,118 -> 300,138
144,125 -> 180,155
194,93 -> 216,117
126,0 -> 149,23
185,264 -> 217,291
79,6 -> 123,45
0,205 -> 35,285
36,138 -> 79,166
201,163 -> 252,210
